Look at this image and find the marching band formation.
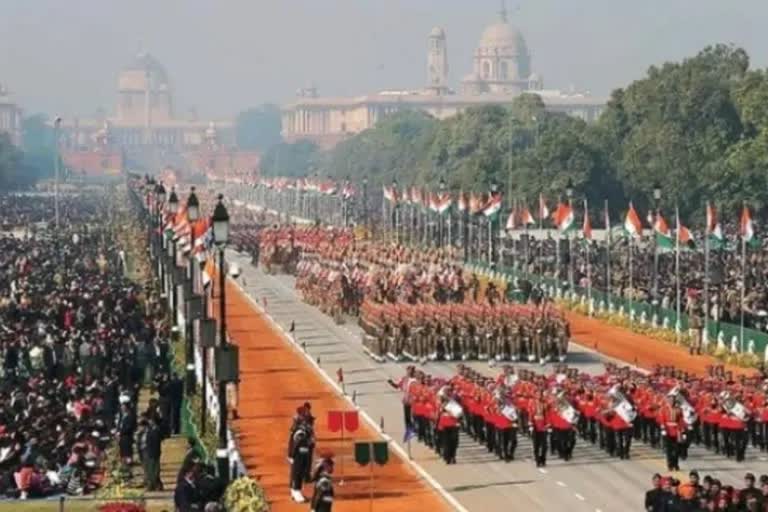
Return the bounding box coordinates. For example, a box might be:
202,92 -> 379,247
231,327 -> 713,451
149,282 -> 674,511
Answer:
391,363 -> 768,471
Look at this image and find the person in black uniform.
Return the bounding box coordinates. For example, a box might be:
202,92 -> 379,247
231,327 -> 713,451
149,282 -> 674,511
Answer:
117,402 -> 136,467
288,425 -> 311,503
310,454 -> 334,512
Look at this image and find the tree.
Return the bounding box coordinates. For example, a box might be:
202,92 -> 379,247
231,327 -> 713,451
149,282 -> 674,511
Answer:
259,140 -> 320,177
235,104 -> 283,151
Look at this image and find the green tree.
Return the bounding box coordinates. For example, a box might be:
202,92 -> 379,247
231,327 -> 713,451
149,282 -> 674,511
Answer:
260,140 -> 320,177
235,104 -> 283,150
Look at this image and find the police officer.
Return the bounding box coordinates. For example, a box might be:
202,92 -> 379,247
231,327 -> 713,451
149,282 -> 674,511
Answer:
310,459 -> 335,512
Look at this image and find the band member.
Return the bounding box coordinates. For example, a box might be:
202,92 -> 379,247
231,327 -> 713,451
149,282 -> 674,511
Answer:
529,391 -> 550,467
549,395 -> 576,461
288,426 -> 312,502
659,398 -> 685,471
436,395 -> 460,464
388,366 -> 417,431
494,395 -> 518,461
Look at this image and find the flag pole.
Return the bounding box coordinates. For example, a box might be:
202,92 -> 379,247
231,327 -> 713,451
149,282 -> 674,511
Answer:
628,222 -> 633,324
585,199 -> 592,314
605,199 -> 611,311
740,202 -> 746,353
704,203 -> 710,347
675,206 -> 681,344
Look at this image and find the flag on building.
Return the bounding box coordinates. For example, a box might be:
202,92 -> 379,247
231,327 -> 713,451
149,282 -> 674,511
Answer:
624,202 -> 643,237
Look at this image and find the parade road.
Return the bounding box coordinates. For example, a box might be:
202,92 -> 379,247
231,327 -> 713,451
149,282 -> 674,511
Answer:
227,250 -> 767,512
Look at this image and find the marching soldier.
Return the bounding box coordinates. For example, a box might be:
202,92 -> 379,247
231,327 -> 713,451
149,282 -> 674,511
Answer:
436,394 -> 460,464
529,390 -> 550,467
659,397 -> 685,471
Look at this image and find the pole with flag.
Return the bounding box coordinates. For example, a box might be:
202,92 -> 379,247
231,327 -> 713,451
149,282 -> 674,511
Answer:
539,194 -> 549,278
485,183 -> 502,264
604,200 -> 611,311
739,202 -> 754,353
583,199 -> 592,314
675,207 -> 682,343
625,202 -> 643,323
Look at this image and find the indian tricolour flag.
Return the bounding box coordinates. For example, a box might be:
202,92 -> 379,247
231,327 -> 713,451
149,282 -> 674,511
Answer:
654,213 -> 674,250
457,191 -> 467,212
624,202 -> 643,238
520,207 -> 536,226
706,202 -> 724,249
505,209 -> 516,231
435,192 -> 452,214
538,194 -> 550,222
383,185 -> 397,204
483,193 -> 502,218
741,204 -> 758,247
552,202 -> 575,233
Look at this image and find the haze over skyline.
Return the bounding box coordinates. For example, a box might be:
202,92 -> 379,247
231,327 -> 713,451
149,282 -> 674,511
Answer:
2,0 -> 766,120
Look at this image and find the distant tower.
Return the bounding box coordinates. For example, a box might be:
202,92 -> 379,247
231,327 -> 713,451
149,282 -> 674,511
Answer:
427,27 -> 449,95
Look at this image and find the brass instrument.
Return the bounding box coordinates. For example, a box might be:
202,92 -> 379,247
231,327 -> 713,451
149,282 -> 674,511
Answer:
719,390 -> 749,421
608,384 -> 637,423
667,386 -> 698,425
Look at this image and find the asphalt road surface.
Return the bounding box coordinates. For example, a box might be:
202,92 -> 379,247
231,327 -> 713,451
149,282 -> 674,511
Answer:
228,249 -> 767,512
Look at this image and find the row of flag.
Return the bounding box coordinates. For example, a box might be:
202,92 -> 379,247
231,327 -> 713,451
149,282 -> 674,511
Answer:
162,204 -> 214,263
260,177 -> 356,199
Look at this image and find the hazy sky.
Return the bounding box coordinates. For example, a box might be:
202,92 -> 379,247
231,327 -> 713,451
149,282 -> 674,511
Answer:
2,0 -> 767,120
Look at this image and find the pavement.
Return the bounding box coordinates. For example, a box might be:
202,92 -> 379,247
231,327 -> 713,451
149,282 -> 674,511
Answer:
227,249 -> 768,512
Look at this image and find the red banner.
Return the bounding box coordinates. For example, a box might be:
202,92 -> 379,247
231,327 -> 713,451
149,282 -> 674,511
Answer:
327,410 -> 343,433
344,411 -> 359,432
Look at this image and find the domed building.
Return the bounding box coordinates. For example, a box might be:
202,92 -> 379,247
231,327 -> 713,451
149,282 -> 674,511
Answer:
461,6 -> 534,95
281,6 -> 606,149
57,51 -> 259,178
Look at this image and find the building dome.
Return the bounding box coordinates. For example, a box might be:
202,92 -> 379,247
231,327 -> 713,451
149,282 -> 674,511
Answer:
478,19 -> 528,55
429,26 -> 445,38
123,52 -> 169,83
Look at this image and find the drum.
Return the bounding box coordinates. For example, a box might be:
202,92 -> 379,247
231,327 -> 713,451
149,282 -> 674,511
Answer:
445,400 -> 463,419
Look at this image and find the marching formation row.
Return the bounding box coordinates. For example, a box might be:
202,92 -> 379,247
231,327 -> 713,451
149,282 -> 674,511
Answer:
391,363 -> 767,471
362,301 -> 569,364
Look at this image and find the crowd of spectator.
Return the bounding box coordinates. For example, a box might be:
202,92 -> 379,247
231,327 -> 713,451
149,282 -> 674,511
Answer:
646,471 -> 768,511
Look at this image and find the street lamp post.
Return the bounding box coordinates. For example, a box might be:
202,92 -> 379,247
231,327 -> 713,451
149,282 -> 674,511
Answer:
439,177 -> 446,247
53,117 -> 62,229
155,182 -> 167,283
489,181 -> 499,265
185,187 -> 200,395
652,182 -> 662,325
391,178 -> 399,243
361,177 -> 368,229
211,194 -> 231,483
167,188 -> 180,324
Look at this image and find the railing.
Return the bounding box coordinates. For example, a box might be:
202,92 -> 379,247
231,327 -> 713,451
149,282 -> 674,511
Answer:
466,261 -> 768,358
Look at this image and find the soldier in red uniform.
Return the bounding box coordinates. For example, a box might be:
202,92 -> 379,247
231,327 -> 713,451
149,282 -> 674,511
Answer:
529,390 -> 550,467
436,395 -> 460,464
659,398 -> 685,471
